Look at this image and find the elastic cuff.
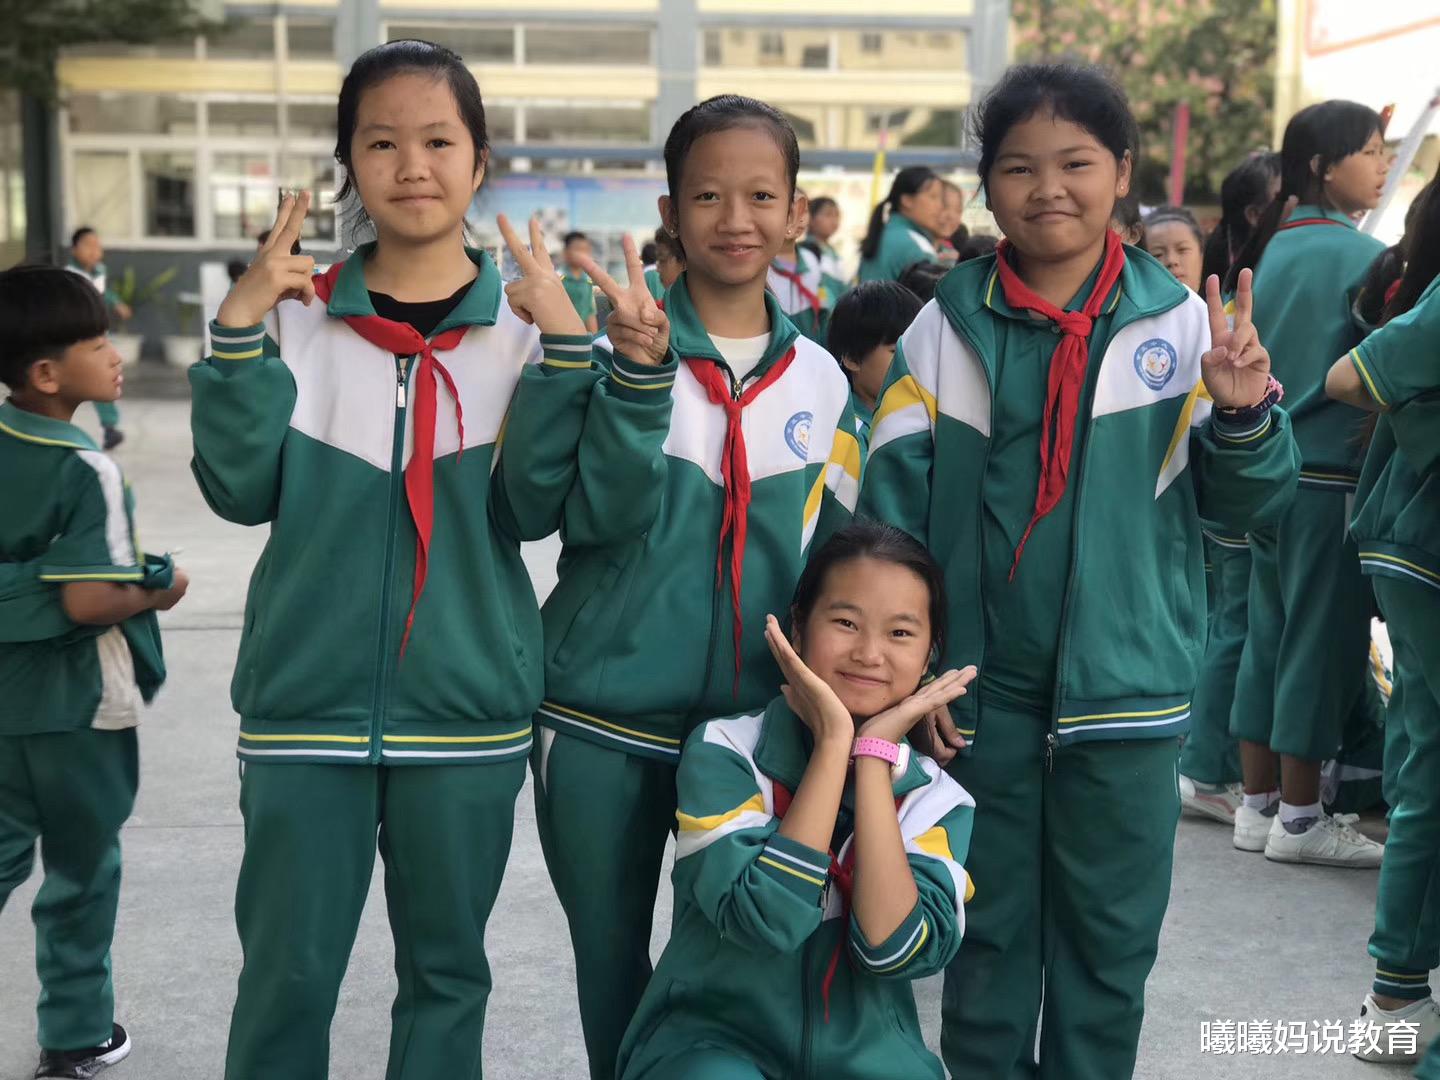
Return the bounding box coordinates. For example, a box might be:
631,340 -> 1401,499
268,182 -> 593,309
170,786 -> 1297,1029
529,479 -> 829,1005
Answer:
140,553 -> 175,590
1374,965 -> 1431,1001
209,321 -> 267,363
1211,410 -> 1273,446
539,333 -> 595,370
756,834 -> 830,903
607,347 -> 678,402
849,902 -> 929,976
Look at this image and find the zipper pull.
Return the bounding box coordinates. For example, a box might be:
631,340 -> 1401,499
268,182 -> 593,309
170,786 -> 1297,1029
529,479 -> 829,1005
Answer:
396,357 -> 410,409
1045,733 -> 1059,773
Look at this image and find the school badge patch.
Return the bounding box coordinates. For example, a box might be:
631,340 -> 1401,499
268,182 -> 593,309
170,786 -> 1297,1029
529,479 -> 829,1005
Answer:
1134,338 -> 1178,391
784,411 -> 813,460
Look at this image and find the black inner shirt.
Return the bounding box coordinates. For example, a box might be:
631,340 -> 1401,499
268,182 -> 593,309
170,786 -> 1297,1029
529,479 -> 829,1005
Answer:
368,281 -> 472,339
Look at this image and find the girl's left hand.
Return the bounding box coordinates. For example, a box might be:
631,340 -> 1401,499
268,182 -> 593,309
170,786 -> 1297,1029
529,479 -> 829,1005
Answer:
498,214 -> 588,336
1200,268 -> 1271,408
857,666 -> 978,747
580,235 -> 670,367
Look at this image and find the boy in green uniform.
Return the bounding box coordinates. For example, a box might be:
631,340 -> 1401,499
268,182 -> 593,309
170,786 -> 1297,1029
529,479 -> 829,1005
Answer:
64,228 -> 132,450
0,265 -> 188,1080
561,230 -> 599,333
826,280 -> 922,458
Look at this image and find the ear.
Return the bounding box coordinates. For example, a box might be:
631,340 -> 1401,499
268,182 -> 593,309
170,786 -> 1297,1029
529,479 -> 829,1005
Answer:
1310,153 -> 1324,179
27,358 -> 62,396
840,355 -> 862,374
787,190 -> 809,238
472,147 -> 489,194
1115,150 -> 1133,197
657,194 -> 677,237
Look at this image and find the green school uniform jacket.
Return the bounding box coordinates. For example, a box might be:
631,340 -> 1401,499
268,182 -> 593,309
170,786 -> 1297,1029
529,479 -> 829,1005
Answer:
1350,276 -> 1440,592
536,273 -> 861,761
858,250 -> 1301,748
65,259 -> 121,310
617,698 -> 974,1080
768,246 -> 830,344
858,214 -> 938,284
0,402 -> 169,734
561,268 -> 597,324
189,245 -> 595,766
1251,205 -> 1386,491
643,266 -> 665,302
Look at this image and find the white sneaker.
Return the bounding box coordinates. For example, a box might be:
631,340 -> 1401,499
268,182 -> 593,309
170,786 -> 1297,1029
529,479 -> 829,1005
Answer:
1264,812 -> 1385,867
1354,994 -> 1440,1062
1233,802 -> 1275,851
1180,775 -> 1243,824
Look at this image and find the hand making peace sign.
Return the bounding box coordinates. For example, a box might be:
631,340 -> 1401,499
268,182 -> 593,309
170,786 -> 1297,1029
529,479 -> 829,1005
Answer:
216,191 -> 316,329
579,234 -> 670,367
1200,267 -> 1272,409
497,214 -> 588,337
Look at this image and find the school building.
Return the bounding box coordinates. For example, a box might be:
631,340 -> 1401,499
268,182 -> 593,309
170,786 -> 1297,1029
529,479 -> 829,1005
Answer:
0,0 -> 1007,349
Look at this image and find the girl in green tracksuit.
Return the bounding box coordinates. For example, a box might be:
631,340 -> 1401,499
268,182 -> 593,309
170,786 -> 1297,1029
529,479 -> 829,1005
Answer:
618,520 -> 977,1080
1224,100 -> 1391,866
1327,172 -> 1440,1067
530,95 -> 860,1080
859,63 -> 1300,1080
190,41 -> 598,1080
857,166 -> 946,284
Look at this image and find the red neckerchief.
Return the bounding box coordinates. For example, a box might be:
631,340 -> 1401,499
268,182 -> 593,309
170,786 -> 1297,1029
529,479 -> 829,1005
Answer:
992,230 -> 1126,579
770,259 -> 821,319
772,779 -> 904,1023
686,349 -> 797,688
1277,217 -> 1350,232
312,263 -> 470,659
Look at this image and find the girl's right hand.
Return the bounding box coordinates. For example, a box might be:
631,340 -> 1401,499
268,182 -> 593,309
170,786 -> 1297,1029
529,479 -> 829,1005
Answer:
498,214 -> 588,336
764,614 -> 854,746
216,191 -> 316,329
580,235 -> 670,366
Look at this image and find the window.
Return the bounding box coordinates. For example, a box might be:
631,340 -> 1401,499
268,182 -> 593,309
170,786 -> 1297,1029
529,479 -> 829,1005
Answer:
210,153 -> 276,241
385,23 -> 515,62
703,30 -> 721,66
525,104 -> 650,144
206,18 -> 276,60
525,26 -> 650,65
861,33 -> 883,54
67,94 -> 198,137
704,28 -> 830,68
759,32 -> 784,58
777,107 -> 819,148
72,152 -> 133,240
62,39 -> 197,60
208,101 -> 279,137
486,104 -> 518,142
281,156 -> 339,242
286,18 -> 336,61
847,106 -> 963,150
287,103 -> 336,141
838,29 -> 965,71
141,152 -> 195,237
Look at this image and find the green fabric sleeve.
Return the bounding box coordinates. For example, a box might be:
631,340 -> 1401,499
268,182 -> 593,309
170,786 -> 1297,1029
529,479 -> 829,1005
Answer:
490,333 -> 603,542
189,320 -> 295,527
560,341 -> 677,547
1389,395 -> 1440,477
673,730 -> 829,956
37,464 -> 143,583
855,337 -> 934,545
1349,278 -> 1440,411
1192,406 -> 1301,532
0,557 -> 73,642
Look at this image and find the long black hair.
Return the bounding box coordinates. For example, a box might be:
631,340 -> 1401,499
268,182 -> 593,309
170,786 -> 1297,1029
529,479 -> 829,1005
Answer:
334,39 -> 490,236
859,166 -> 940,261
1381,172 -> 1440,325
790,519 -> 948,662
0,265 -> 109,390
661,94 -> 800,257
1226,101 -> 1381,293
1200,152 -> 1279,285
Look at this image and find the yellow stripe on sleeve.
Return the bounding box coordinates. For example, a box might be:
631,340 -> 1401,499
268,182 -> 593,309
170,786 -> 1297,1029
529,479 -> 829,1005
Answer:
676,792 -> 766,833
873,373 -> 938,430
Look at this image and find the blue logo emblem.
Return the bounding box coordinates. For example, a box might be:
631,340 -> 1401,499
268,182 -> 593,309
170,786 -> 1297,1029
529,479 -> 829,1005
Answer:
784,411 -> 813,460
1134,338 -> 1178,390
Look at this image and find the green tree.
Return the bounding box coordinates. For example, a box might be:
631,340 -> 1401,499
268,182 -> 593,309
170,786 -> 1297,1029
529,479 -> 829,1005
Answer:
1011,0 -> 1276,203
0,0 -> 218,257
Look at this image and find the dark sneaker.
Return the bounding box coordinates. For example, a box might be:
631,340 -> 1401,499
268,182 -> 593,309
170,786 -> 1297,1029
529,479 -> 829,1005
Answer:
35,1023 -> 131,1078
102,427 -> 125,451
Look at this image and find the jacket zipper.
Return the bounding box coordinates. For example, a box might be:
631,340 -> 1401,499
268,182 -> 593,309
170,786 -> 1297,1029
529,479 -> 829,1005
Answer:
798,934 -> 814,1079
368,353 -> 412,764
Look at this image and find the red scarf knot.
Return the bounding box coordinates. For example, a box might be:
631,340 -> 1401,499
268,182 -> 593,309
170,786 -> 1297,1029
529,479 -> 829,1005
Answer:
313,262 -> 471,660
992,231 -> 1126,580
685,347 -> 798,692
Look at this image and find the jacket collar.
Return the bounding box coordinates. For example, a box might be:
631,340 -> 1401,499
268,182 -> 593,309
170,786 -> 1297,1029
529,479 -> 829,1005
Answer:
1287,203 -> 1358,228
664,272 -> 800,376
0,400 -> 97,451
753,695 -> 932,808
323,243 -> 503,333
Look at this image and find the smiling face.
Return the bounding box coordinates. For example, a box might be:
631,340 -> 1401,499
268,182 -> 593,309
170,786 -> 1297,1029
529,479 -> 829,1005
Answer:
660,124 -> 800,288
348,72 -> 485,246
899,178 -> 946,237
1323,129 -> 1389,215
793,556 -> 933,721
1145,219 -> 1204,292
986,109 -> 1131,266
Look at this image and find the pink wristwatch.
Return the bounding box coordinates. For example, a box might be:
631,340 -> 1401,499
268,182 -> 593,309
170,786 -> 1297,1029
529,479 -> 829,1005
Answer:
852,737 -> 910,780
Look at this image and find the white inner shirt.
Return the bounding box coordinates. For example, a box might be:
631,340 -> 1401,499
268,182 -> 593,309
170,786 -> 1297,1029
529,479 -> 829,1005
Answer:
710,334 -> 769,385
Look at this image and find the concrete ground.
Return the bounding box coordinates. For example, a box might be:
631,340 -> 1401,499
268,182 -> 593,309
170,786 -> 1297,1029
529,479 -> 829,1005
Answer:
0,394 -> 1418,1080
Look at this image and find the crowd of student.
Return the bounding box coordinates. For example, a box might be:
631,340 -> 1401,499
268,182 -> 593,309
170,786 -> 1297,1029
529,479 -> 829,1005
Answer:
3,34 -> 1440,1080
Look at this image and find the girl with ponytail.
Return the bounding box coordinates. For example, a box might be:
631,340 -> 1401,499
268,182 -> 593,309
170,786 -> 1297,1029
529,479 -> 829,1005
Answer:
857,165 -> 946,283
